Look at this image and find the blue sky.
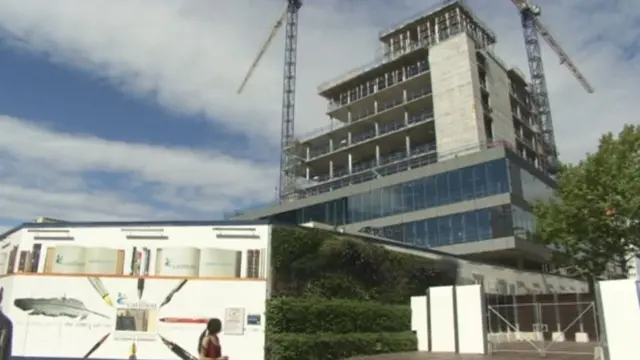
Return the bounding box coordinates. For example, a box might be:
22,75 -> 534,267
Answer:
0,0 -> 637,232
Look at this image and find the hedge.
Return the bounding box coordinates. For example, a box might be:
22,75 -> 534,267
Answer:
270,226 -> 458,303
265,332 -> 417,360
266,297 -> 410,334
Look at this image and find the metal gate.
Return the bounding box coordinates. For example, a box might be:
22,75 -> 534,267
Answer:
486,293 -> 601,358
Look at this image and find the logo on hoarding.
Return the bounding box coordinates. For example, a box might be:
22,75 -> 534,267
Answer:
164,258 -> 196,271
116,292 -> 127,305
55,255 -> 83,266
116,292 -> 156,310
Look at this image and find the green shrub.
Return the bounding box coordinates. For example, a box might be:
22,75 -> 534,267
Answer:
265,332 -> 417,360
271,226 -> 458,303
266,297 -> 410,334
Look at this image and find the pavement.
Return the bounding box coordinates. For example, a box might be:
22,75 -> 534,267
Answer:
346,342 -> 598,359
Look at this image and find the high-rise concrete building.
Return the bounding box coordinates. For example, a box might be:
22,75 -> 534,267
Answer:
234,0 -> 556,271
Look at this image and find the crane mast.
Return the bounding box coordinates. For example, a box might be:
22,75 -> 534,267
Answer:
520,7 -> 557,171
236,0 -> 303,202
280,0 -> 302,202
511,0 -> 594,173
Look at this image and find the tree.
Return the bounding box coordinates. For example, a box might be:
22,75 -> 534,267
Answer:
534,125 -> 640,280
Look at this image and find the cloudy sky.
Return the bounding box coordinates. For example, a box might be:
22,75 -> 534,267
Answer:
0,0 -> 637,232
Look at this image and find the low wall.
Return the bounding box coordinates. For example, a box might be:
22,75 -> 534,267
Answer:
411,284 -> 487,354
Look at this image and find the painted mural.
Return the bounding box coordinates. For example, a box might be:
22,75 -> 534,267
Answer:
0,224 -> 271,360
8,275 -> 267,360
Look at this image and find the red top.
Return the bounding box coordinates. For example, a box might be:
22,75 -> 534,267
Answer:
204,335 -> 222,359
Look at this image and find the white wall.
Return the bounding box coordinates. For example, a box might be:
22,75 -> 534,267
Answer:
411,284 -> 486,355
597,278 -> 640,360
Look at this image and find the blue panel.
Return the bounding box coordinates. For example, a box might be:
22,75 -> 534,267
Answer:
270,159 -> 511,228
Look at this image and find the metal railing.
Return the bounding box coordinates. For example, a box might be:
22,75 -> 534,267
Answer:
227,139 -> 515,218
299,139 -> 514,197
304,108 -> 434,162
378,0 -> 496,42
324,59 -> 429,113
317,37 -> 431,93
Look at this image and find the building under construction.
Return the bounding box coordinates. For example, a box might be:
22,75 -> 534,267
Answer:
234,1 -> 566,272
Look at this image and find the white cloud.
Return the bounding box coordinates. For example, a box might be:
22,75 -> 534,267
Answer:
0,115 -> 277,222
0,0 -> 637,221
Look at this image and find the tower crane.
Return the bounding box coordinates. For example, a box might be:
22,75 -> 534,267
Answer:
237,0 -> 303,202
509,0 -> 594,173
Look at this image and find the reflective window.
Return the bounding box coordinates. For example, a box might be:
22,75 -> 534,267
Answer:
518,167 -> 554,203
266,159 -> 509,227
511,205 -> 536,241
361,205 -> 512,248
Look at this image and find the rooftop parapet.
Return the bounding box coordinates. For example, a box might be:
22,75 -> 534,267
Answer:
378,0 -> 496,43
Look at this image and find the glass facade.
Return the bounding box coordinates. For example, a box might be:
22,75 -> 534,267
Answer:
360,205 -> 512,248
512,205 -> 536,241
269,159 -> 510,226
518,167 -> 555,203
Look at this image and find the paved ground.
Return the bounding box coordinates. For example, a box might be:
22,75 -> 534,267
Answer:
347,342 -> 598,359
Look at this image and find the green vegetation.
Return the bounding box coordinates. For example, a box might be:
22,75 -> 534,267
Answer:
266,332 -> 417,360
269,226 -> 457,303
266,297 -> 411,334
265,226 -> 456,360
534,125 -> 640,279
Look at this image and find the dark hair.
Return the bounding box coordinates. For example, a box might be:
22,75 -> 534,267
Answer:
197,318 -> 222,353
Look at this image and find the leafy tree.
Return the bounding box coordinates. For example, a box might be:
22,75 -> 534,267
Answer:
534,125 -> 640,279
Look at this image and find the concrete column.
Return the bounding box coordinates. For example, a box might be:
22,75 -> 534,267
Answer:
329,139 -> 334,152
348,110 -> 352,123
445,11 -> 450,38
374,99 -> 378,113
374,121 -> 379,136
375,145 -> 380,165
305,146 -> 310,160
329,160 -> 334,178
305,167 -> 310,180
347,131 -> 352,145
402,89 -> 407,103
405,136 -> 411,157
406,30 -> 411,48
427,20 -> 432,46
434,17 -> 439,44
404,110 -> 409,125
348,153 -> 353,174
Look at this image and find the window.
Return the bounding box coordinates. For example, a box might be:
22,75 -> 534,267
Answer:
269,159 -> 510,228
364,206 -> 509,248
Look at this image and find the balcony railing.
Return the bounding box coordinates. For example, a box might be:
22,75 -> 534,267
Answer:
301,142 -> 438,198
300,139 -> 514,199
305,108 -> 434,161
325,59 -> 430,112
378,0 -> 496,44
318,38 -> 431,95
227,139 -> 516,218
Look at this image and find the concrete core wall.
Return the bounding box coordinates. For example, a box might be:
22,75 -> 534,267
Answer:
430,33 -> 485,160
484,52 -> 516,147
